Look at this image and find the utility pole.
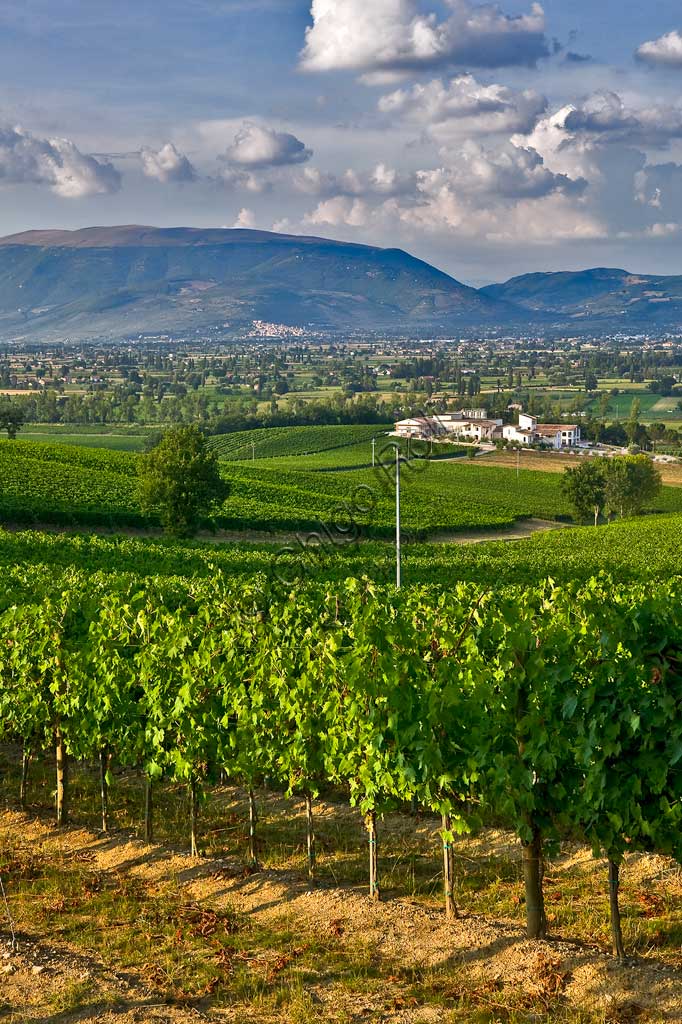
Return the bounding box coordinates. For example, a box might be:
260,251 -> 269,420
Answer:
371,437 -> 376,467
395,444 -> 401,589
517,447 -> 520,481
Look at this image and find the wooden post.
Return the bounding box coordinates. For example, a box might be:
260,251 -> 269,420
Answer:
442,813 -> 458,920
20,748 -> 30,809
521,828 -> 547,939
608,859 -> 626,959
305,791 -> 316,881
366,810 -> 380,901
189,779 -> 199,858
248,788 -> 259,867
100,748 -> 109,833
144,776 -> 154,843
55,726 -> 68,826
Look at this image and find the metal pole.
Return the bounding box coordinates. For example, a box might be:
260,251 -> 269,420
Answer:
252,441 -> 255,462
517,447 -> 520,481
396,445 -> 401,590
372,438 -> 376,467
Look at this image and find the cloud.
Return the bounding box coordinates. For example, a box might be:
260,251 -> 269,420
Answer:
636,30 -> 682,68
564,51 -> 592,64
304,195 -> 370,228
225,122 -> 312,168
233,207 -> 257,228
378,74 -> 547,136
517,93 -> 682,191
427,140 -> 585,199
297,139 -> 592,246
562,91 -> 682,146
140,142 -> 196,183
0,124 -> 121,198
295,163 -> 415,198
300,0 -> 550,80
398,189 -> 604,242
647,221 -> 680,237
219,166 -> 271,192
634,161 -> 682,222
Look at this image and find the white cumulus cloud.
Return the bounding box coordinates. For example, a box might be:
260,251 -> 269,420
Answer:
233,207 -> 257,228
140,142 -> 196,183
379,74 -> 547,136
225,123 -> 312,168
636,30 -> 682,68
0,124 -> 121,198
304,196 -> 370,228
300,0 -> 549,80
295,163 -> 415,198
428,140 -> 584,199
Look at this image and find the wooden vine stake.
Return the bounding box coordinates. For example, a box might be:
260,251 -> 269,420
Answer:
19,748 -> 30,809
55,725 -> 68,826
143,776 -> 154,843
189,778 -> 199,858
442,813 -> 458,921
366,810 -> 380,901
305,791 -> 316,881
100,748 -> 110,833
248,788 -> 259,867
608,859 -> 626,959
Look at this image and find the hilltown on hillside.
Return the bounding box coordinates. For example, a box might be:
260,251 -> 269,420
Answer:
395,410 -> 581,449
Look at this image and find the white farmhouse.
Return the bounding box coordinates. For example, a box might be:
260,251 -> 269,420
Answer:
394,417 -> 446,439
502,413 -> 580,448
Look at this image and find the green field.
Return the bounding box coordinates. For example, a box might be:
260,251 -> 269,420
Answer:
589,391 -> 682,422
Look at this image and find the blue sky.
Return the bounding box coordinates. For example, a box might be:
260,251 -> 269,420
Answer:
1,0 -> 682,283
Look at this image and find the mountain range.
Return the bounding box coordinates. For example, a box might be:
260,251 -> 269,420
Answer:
0,225 -> 679,341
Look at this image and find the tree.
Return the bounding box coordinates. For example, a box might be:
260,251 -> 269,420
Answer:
626,399 -> 641,444
0,399 -> 25,439
561,460 -> 607,526
648,422 -> 667,453
138,425 -> 229,537
604,455 -> 662,519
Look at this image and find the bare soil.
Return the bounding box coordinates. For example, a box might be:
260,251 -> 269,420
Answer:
479,449 -> 682,487
2,794 -> 682,1023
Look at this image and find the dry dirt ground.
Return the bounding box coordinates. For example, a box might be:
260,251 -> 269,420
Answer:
478,450 -> 682,487
2,794 -> 682,1024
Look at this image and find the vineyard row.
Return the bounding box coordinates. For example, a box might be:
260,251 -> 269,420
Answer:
1,572 -> 681,959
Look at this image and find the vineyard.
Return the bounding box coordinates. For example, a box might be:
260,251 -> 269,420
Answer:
2,570 -> 682,965
4,436 -> 682,536
4,427 -> 682,1021
206,424 -> 393,460
3,508 -> 682,590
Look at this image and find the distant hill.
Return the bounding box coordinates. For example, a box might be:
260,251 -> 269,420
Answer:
2,227 -> 680,341
481,268 -> 682,324
0,225 -> 513,341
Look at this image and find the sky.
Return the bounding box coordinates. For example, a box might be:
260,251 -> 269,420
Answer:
2,0 -> 682,284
